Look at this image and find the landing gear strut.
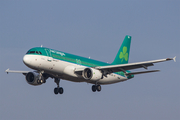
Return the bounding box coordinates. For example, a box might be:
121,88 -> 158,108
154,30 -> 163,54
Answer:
92,84 -> 101,92
54,78 -> 64,95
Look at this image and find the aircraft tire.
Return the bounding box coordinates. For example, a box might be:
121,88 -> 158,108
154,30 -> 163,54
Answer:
43,80 -> 46,83
92,85 -> 96,92
97,85 -> 101,92
37,80 -> 40,84
54,88 -> 58,95
40,80 -> 44,84
59,87 -> 64,94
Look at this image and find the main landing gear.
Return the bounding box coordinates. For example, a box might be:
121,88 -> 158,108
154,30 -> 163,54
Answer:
53,78 -> 101,94
54,78 -> 64,95
92,84 -> 101,92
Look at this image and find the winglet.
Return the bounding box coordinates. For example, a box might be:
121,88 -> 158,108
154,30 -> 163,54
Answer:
173,56 -> 176,62
166,56 -> 176,62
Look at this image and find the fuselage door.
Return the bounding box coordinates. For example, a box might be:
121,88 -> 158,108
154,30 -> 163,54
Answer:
45,49 -> 53,62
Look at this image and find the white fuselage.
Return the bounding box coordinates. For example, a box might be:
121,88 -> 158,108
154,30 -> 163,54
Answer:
23,54 -> 128,85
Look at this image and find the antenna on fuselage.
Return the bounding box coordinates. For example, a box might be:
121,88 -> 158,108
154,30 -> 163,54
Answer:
41,45 -> 43,47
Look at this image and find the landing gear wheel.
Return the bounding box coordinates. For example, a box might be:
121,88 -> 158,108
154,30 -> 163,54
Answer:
40,79 -> 44,83
92,85 -> 96,92
59,87 -> 64,94
43,80 -> 46,83
92,85 -> 102,92
37,80 -> 40,84
97,85 -> 101,92
54,78 -> 64,95
54,87 -> 58,95
37,79 -> 45,84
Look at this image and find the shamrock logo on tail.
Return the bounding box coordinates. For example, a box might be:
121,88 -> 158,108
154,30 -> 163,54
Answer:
119,46 -> 128,62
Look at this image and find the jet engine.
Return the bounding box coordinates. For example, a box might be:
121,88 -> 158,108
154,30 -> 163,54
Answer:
26,72 -> 44,86
82,68 -> 102,81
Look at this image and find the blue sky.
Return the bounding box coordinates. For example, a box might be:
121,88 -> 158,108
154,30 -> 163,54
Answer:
0,1 -> 179,120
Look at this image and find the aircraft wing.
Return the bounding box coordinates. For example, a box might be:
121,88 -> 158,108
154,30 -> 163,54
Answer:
94,57 -> 176,74
5,69 -> 29,75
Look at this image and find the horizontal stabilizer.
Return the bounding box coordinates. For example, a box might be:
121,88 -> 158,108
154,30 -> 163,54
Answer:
126,70 -> 160,75
5,69 -> 29,75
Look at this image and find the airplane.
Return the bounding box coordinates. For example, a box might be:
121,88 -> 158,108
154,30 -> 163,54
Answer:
5,35 -> 176,95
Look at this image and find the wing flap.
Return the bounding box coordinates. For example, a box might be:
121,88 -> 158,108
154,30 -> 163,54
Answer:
126,70 -> 160,75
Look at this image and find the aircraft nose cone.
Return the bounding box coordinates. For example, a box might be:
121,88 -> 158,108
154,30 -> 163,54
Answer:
23,55 -> 31,65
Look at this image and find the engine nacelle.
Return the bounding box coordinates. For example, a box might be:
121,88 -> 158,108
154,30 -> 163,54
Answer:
26,72 -> 43,86
82,68 -> 102,81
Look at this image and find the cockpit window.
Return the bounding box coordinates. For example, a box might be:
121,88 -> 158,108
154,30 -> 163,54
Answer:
30,51 -> 35,54
26,50 -> 43,55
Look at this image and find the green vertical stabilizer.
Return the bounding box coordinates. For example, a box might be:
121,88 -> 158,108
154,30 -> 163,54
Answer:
111,35 -> 131,65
